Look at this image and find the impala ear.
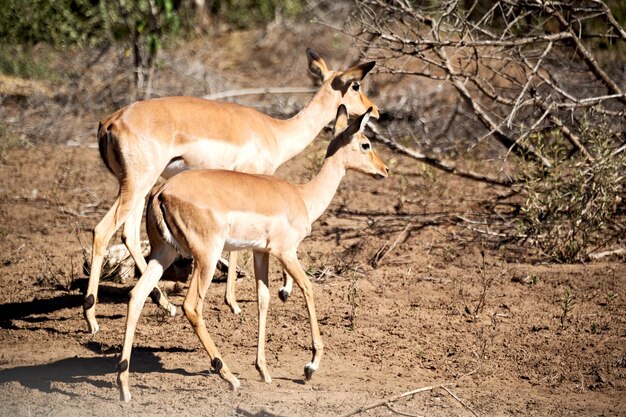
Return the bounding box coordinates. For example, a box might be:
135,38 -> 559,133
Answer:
331,61 -> 376,92
344,107 -> 373,137
333,105 -> 349,136
326,107 -> 373,158
307,48 -> 329,83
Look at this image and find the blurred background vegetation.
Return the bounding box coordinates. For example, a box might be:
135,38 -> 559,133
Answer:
1,0 -> 624,49
0,0 -> 305,93
0,0 -> 306,49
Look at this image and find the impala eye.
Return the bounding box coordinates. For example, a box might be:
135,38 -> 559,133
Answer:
361,142 -> 371,151
352,82 -> 360,91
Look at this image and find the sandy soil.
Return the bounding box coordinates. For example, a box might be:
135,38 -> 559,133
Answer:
0,28 -> 625,417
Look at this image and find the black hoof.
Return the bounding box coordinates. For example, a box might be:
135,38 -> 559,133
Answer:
304,364 -> 315,381
212,357 -> 223,372
149,287 -> 161,305
278,289 -> 289,303
117,359 -> 128,373
83,294 -> 95,310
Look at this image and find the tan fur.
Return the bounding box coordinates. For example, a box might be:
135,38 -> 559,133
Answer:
116,107 -> 388,401
84,50 -> 379,334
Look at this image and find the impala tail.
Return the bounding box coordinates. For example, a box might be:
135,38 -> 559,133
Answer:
97,122 -> 115,175
97,111 -> 126,177
147,191 -> 188,258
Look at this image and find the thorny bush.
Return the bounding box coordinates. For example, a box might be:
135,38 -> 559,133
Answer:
520,117 -> 625,262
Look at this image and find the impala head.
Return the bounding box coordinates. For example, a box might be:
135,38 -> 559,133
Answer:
306,48 -> 380,119
327,105 -> 388,180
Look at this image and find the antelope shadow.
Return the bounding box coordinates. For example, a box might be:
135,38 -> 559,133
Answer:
0,346 -> 203,399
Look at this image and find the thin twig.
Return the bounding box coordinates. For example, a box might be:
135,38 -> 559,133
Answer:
506,41 -> 553,128
441,386 -> 479,417
539,0 -> 626,105
591,0 -> 626,41
370,222 -> 412,268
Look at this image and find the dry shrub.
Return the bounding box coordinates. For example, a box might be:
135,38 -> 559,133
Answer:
520,117 -> 625,262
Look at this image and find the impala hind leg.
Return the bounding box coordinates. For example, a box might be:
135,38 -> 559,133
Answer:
121,199 -> 148,275
85,176 -> 156,334
278,253 -> 324,381
183,243 -> 240,390
253,251 -> 272,382
224,251 -> 242,314
123,200 -> 177,317
85,196 -> 132,334
117,246 -> 178,402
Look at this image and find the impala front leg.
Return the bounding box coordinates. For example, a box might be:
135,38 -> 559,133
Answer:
253,251 -> 272,383
224,251 -> 242,314
280,253 -> 324,381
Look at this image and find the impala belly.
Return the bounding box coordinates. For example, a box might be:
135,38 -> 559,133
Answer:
223,237 -> 266,251
222,210 -> 297,253
161,135 -> 274,179
223,212 -> 269,251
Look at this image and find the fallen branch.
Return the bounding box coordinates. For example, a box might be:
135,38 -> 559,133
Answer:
370,222 -> 413,268
441,386 -> 479,417
339,382 -> 455,417
587,248 -> 625,260
368,122 -> 515,187
203,86 -> 317,101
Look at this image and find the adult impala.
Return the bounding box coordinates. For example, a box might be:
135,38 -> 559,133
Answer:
85,49 -> 379,334
116,106 -> 388,401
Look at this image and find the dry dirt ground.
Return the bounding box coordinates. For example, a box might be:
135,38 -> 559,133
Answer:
0,28 -> 625,417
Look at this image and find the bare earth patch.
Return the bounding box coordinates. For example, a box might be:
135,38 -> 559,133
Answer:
0,141 -> 624,416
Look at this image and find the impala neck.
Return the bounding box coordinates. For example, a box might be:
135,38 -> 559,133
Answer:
299,151 -> 346,224
272,84 -> 340,169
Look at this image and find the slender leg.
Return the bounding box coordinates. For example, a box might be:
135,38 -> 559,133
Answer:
278,270 -> 293,303
123,199 -> 178,317
224,251 -> 241,314
183,244 -> 240,390
253,251 -> 272,383
121,198 -> 148,273
117,246 -> 178,402
85,194 -> 136,334
278,252 -> 324,381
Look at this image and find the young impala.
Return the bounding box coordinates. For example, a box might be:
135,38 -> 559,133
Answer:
85,49 -> 379,334
116,106 -> 388,402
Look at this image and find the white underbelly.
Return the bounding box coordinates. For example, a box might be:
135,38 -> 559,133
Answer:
223,212 -> 275,251
223,238 -> 267,251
